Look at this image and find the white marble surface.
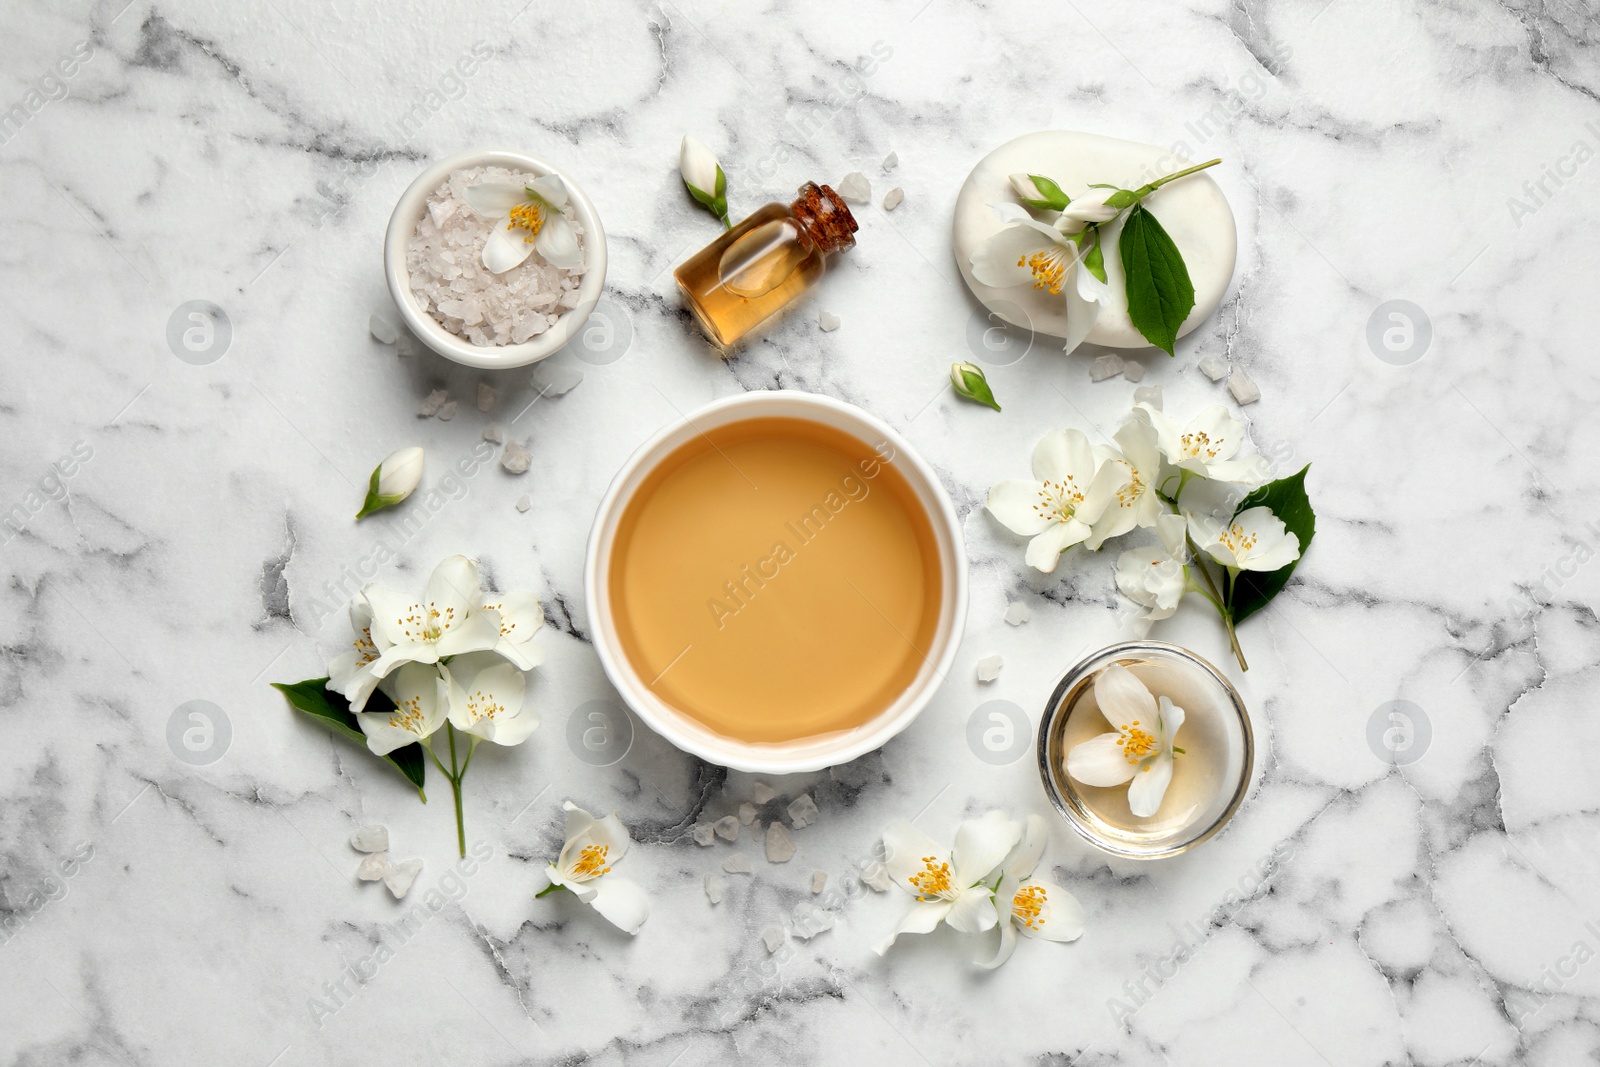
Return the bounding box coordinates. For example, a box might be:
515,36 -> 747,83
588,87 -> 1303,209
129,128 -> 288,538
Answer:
4,1 -> 1599,1064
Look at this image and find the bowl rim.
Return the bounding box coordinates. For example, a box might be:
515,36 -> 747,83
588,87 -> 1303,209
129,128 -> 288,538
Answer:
583,390 -> 969,774
1037,640 -> 1254,860
383,148 -> 609,370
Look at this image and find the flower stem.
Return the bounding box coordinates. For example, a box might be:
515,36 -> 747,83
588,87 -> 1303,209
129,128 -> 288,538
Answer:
536,882 -> 565,899
1185,531 -> 1249,672
1134,158 -> 1222,198
446,723 -> 467,858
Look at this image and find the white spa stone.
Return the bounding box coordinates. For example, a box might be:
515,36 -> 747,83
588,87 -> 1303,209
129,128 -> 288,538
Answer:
952,131 -> 1237,349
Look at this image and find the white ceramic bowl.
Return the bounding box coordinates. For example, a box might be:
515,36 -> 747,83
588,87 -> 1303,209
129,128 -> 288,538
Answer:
585,392 -> 969,774
383,149 -> 608,370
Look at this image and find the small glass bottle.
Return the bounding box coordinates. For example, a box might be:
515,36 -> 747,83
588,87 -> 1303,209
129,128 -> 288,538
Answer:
674,182 -> 858,348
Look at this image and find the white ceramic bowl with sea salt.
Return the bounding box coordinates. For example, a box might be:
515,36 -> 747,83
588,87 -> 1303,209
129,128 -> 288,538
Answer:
384,149 -> 608,370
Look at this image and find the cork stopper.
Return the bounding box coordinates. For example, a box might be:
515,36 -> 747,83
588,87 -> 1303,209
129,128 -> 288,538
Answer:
791,182 -> 858,254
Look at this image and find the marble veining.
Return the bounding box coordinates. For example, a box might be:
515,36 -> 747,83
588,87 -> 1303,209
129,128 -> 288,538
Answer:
3,0 -> 1599,1063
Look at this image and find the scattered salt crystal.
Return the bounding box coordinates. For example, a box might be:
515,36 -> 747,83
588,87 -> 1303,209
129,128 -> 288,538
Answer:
476,382 -> 497,411
859,860 -> 893,892
1090,353 -> 1124,382
483,424 -> 504,444
714,815 -> 740,842
1005,601 -> 1031,626
356,853 -> 392,881
501,440 -> 531,474
1228,366 -> 1261,406
408,164 -> 587,348
838,172 -> 871,203
692,823 -> 716,846
738,802 -> 757,826
1197,353 -> 1229,381
350,825 -> 389,853
1123,360 -> 1145,382
811,870 -> 827,894
761,926 -> 787,953
818,310 -> 841,332
531,363 -> 584,397
436,400 -> 458,421
417,389 -> 449,417
791,902 -> 835,940
384,858 -> 423,899
883,187 -> 904,211
704,874 -> 724,905
766,822 -> 797,863
723,853 -> 753,875
1133,384 -> 1163,409
751,782 -> 776,804
882,151 -> 898,171
787,794 -> 818,829
515,495 -> 532,513
977,654 -> 1003,682
369,314 -> 399,345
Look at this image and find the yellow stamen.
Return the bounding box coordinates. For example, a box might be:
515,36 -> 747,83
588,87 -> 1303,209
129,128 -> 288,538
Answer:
1030,477 -> 1086,524
1219,523 -> 1259,556
508,202 -> 545,244
1114,719 -> 1158,764
573,844 -> 611,878
1178,430 -> 1223,461
1012,884 -> 1047,930
386,695 -> 428,735
908,855 -> 952,901
1017,249 -> 1066,294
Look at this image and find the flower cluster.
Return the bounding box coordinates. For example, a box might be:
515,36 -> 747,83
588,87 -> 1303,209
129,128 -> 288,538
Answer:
329,555 -> 545,853
875,811 -> 1084,968
987,400 -> 1310,670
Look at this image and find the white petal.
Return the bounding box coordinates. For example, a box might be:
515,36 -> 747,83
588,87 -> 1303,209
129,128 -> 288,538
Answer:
535,214 -> 583,271
1132,403 -> 1184,464
562,801 -> 596,844
462,182 -> 528,218
432,612 -> 501,659
945,885 -> 999,934
970,221 -> 1057,289
1246,531 -> 1301,572
986,479 -> 1053,537
447,656 -> 527,740
1003,813 -> 1050,881
481,591 -> 546,670
1185,406 -> 1245,461
526,173 -> 569,211
587,875 -> 649,934
881,820 -> 949,897
1015,880 -> 1086,942
1114,416 -> 1162,477
1065,732 -> 1139,787
1206,453 -> 1273,487
364,585 -> 424,651
1159,697 -> 1187,751
1024,518 -> 1090,573
1154,512 -> 1189,559
1031,428 -> 1094,484
483,222 -> 536,274
1094,663 -> 1156,729
1074,453 -> 1132,528
589,812 -> 633,865
872,899 -> 953,955
976,915 -> 1020,970
951,810 -> 1022,886
427,556 -> 482,622
1127,754 -> 1175,818
1061,261 -> 1105,355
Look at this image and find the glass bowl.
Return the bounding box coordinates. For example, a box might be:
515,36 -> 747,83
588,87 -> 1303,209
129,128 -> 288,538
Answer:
1037,641 -> 1253,860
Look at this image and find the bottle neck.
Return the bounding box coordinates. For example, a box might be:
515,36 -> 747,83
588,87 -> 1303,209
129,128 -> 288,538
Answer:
790,182 -> 858,255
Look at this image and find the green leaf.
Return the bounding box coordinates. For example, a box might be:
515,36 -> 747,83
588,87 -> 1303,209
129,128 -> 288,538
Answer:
1019,174 -> 1069,211
1225,465 -> 1316,625
1119,204 -> 1196,356
272,678 -> 427,800
1083,227 -> 1107,284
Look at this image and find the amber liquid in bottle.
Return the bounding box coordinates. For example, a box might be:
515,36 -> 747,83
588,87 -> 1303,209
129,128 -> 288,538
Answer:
674,182 -> 858,348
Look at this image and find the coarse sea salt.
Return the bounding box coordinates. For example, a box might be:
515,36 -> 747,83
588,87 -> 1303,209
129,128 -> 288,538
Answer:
407,165 -> 587,348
